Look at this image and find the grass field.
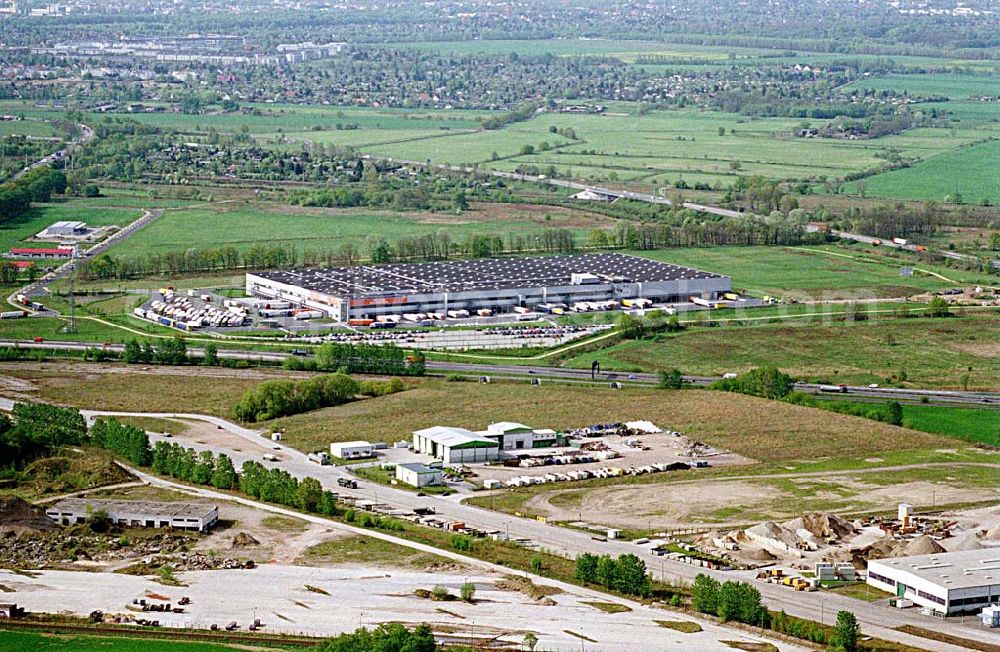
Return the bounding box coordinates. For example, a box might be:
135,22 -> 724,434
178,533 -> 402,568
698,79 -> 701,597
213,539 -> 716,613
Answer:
565,312 -> 1000,389
902,404 -> 1000,446
863,138 -> 1000,204
636,245 -> 963,298
352,108 -> 990,189
0,630 -> 286,651
105,201 -> 615,257
5,365 -> 285,417
842,72 -> 1000,99
0,204 -> 140,252
269,381 -> 946,462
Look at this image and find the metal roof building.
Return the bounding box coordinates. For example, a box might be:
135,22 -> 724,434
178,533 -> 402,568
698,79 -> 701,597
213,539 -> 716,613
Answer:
412,426 -> 500,464
867,548 -> 1000,614
246,253 -> 730,321
46,498 -> 219,533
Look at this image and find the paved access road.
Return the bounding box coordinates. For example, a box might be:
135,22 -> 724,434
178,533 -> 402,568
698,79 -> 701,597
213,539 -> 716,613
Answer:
0,395 -> 978,652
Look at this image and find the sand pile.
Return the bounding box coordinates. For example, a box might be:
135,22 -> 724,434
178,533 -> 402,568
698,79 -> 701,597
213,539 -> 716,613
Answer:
788,513 -> 856,540
231,532 -> 260,548
945,533 -> 983,552
901,535 -> 945,556
0,497 -> 56,535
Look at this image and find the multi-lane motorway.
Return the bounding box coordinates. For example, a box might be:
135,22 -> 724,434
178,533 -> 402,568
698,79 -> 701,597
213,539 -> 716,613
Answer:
2,338 -> 998,409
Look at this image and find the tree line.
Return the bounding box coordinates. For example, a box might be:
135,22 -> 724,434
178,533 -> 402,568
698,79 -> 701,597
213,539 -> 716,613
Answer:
692,574 -> 860,651
283,342 -> 424,376
575,552 -> 652,598
0,403 -> 88,469
231,372 -> 405,423
0,166 -> 67,226
90,415 -> 340,517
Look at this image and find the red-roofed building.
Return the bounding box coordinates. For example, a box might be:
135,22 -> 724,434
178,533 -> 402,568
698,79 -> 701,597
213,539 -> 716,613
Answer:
9,246 -> 73,259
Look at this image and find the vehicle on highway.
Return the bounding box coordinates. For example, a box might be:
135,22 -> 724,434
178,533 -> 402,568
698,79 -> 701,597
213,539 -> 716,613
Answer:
818,384 -> 848,393
868,383 -> 880,388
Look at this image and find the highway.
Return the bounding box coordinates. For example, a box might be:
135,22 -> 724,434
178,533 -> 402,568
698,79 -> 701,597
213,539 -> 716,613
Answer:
829,229 -> 1000,273
2,337 -> 998,409
363,154 -> 747,220
11,121 -> 94,182
0,393 -> 982,652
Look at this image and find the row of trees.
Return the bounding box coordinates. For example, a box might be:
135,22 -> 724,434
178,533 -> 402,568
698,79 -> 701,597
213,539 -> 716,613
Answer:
122,338 -> 190,366
692,574 -> 767,626
150,441 -> 238,490
232,373 -> 404,423
309,342 -> 423,376
693,574 -> 860,650
90,418 -> 152,467
788,394 -> 905,427
0,403 -> 88,468
575,552 -> 652,598
240,460 -> 338,515
0,166 -> 67,225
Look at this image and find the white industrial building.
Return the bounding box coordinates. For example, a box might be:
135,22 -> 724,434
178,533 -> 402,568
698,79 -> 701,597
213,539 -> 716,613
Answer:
45,499 -> 219,533
38,220 -> 88,238
329,440 -> 374,460
483,422 -> 559,451
412,426 -> 500,464
867,548 -> 1000,614
247,253 -> 731,322
395,463 -> 442,488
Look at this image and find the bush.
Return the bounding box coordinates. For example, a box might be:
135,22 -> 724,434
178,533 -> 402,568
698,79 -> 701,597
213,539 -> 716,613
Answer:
710,366 -> 793,399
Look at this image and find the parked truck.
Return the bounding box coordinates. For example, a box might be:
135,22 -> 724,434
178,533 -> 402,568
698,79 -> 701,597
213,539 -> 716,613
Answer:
308,451 -> 330,465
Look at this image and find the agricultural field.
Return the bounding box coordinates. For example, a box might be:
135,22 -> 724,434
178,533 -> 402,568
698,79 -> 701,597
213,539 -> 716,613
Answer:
901,404 -> 1000,446
104,201 -> 615,257
566,311 -> 1000,390
268,380 -> 945,461
0,100 -> 486,138
0,118 -> 64,138
635,245 -> 966,298
863,138 -> 1000,204
842,72 -> 1000,99
0,203 -> 140,252
352,107 -> 995,191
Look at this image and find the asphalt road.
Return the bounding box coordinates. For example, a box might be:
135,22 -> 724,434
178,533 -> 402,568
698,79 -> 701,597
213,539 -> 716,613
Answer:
0,394 -> 978,652
11,121 -> 94,182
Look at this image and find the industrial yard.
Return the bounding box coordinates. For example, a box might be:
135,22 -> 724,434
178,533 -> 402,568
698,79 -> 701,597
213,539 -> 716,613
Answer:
0,565 -> 804,651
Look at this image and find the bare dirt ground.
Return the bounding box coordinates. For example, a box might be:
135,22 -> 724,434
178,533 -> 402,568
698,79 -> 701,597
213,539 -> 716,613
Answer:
196,505 -> 344,565
473,432 -> 752,486
523,469 -> 1000,530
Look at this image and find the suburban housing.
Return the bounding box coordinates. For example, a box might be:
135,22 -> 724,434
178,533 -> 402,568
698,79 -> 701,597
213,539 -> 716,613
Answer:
45,499 -> 219,533
867,548 -> 1000,614
246,253 -> 731,322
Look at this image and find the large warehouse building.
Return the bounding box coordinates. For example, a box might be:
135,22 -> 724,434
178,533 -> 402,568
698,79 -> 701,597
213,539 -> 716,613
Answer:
867,548 -> 1000,615
46,498 -> 219,533
246,253 -> 730,322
